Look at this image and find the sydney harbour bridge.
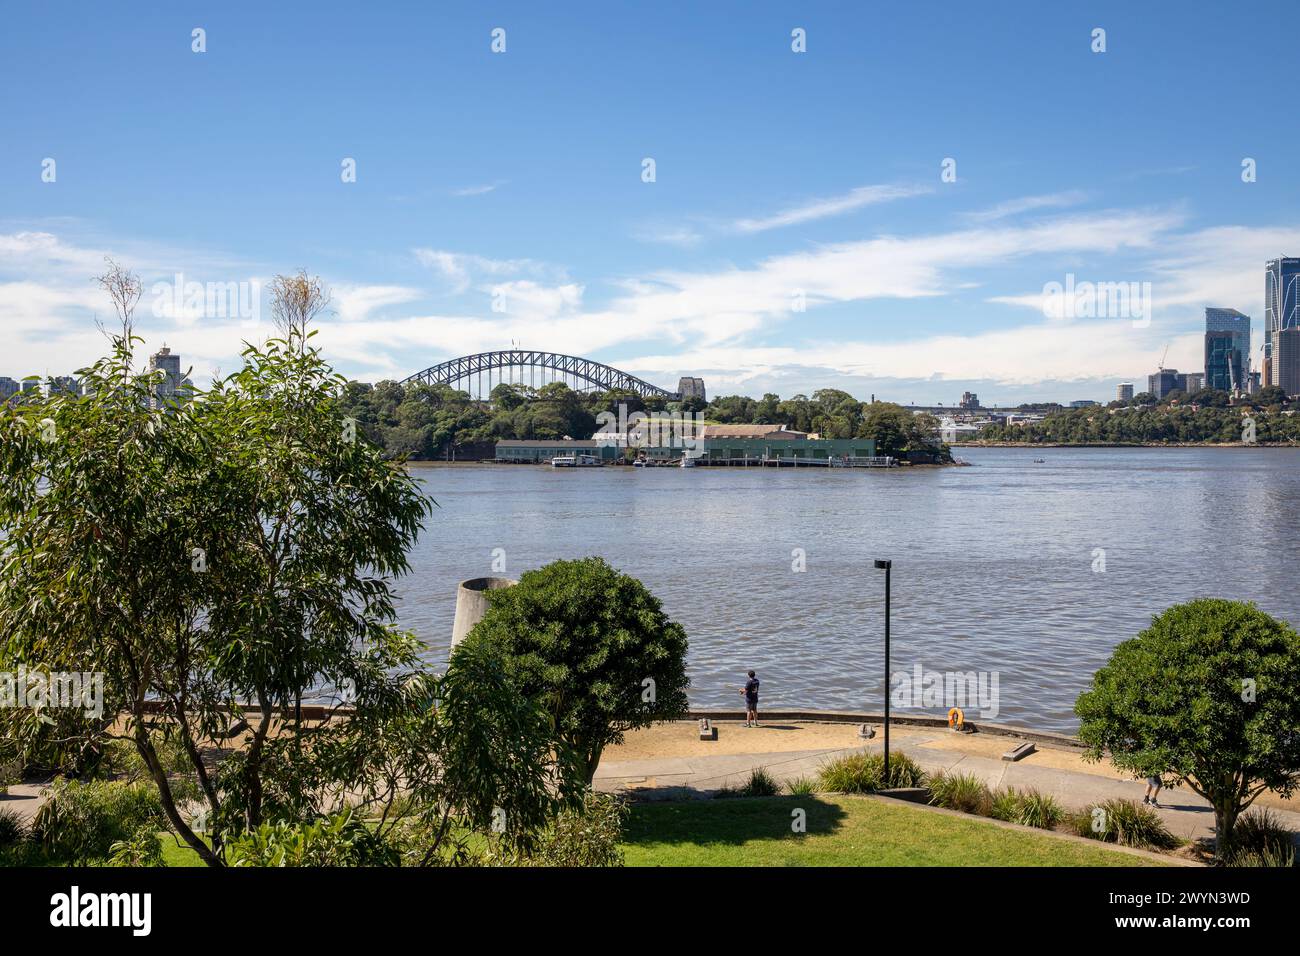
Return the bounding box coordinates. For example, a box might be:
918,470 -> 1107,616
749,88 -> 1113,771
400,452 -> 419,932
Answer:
401,350 -> 704,402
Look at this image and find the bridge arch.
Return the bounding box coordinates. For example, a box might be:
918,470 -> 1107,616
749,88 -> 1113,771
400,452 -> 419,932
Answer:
401,350 -> 678,400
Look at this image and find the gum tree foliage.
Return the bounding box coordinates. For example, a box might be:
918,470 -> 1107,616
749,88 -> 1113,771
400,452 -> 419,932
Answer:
982,396 -> 1300,445
0,321 -> 440,866
1075,599 -> 1300,860
224,638 -> 571,866
460,557 -> 690,786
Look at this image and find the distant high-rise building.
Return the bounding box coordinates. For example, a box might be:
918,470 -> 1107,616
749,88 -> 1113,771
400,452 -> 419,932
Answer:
676,376 -> 706,402
959,391 -> 980,409
1183,372 -> 1204,394
1116,383 -> 1134,402
1204,308 -> 1250,393
46,376 -> 81,397
1248,370 -> 1261,394
0,376 -> 18,402
1148,368 -> 1185,399
1277,327 -> 1300,397
148,346 -> 184,408
1265,257 -> 1300,388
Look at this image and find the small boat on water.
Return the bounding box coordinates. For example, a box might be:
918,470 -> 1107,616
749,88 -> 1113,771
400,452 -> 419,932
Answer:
680,455 -> 696,468
1032,458 -> 1046,463
551,454 -> 603,468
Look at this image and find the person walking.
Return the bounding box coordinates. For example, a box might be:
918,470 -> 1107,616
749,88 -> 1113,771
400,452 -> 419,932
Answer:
1142,773 -> 1163,808
741,670 -> 760,727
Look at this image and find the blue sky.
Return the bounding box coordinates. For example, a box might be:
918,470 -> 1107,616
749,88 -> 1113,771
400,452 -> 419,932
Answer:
3,0 -> 1298,403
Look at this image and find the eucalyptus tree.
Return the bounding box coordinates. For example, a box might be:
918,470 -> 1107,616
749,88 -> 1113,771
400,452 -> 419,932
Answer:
0,312 -> 431,864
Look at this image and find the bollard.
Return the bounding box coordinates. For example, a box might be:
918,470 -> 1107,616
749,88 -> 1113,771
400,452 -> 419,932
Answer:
451,577 -> 517,649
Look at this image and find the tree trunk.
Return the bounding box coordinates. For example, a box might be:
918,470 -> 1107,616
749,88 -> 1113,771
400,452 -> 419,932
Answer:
134,723 -> 222,867
1214,801 -> 1239,863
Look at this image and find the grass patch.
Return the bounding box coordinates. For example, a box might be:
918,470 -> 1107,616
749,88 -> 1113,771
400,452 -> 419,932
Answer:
621,795 -> 1168,867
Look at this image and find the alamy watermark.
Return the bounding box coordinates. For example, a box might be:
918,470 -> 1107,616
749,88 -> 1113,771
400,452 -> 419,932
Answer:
890,662 -> 1000,719
151,273 -> 262,328
1041,273 -> 1152,328
1,666 -> 104,719
595,403 -> 708,459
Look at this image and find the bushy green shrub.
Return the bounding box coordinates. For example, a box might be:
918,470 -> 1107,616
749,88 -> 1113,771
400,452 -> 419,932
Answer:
1073,799 -> 1180,850
1228,846 -> 1295,868
785,776 -> 818,795
928,772 -> 992,815
0,807 -> 26,848
989,787 -> 1020,821
929,778 -> 1062,830
107,825 -> 165,867
102,734 -> 196,781
32,777 -> 167,862
717,767 -> 782,799
1226,809 -> 1295,867
1013,789 -> 1063,830
816,752 -> 924,793
490,792 -> 626,867
0,750 -> 21,795
224,809 -> 400,867
742,767 -> 780,797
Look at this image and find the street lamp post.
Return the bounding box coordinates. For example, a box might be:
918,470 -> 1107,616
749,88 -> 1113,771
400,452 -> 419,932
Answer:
874,559 -> 892,784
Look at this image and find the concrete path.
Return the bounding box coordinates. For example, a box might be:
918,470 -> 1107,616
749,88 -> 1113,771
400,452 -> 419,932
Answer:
594,720 -> 1300,847
0,780 -> 49,825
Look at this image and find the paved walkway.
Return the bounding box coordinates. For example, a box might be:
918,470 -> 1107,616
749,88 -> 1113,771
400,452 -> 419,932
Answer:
593,720 -> 1300,846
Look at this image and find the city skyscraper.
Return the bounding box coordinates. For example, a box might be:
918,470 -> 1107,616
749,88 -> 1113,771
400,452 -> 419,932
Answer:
45,376 -> 81,397
1277,327 -> 1300,397
148,346 -> 186,408
1148,368 -> 1186,399
1116,382 -> 1133,402
1264,257 -> 1300,389
1204,307 -> 1250,393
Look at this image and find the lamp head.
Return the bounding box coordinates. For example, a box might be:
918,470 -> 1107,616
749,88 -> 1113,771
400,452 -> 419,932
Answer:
874,559 -> 891,570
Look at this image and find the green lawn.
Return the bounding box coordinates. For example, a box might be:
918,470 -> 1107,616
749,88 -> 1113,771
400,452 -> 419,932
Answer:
620,795 -> 1169,866
144,794 -> 1168,867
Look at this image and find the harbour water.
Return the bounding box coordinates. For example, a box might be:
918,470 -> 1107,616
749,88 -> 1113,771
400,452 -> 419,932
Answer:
395,447 -> 1300,733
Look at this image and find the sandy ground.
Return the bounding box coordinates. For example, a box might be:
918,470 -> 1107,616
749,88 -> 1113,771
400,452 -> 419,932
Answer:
604,720 -> 1299,813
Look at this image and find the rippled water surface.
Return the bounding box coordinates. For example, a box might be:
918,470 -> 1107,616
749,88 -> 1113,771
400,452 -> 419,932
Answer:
393,448 -> 1300,733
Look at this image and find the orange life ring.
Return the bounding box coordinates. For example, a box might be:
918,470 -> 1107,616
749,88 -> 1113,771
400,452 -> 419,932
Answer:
947,707 -> 964,730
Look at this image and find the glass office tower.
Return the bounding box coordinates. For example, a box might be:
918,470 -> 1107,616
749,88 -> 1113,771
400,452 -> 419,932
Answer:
1204,308 -> 1250,393
1265,258 -> 1300,387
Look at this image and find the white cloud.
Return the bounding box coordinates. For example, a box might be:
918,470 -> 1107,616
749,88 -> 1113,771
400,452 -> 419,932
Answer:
332,284 -> 422,323
412,248 -> 554,293
963,190 -> 1089,223
4,207 -> 1286,400
450,181 -> 506,197
732,183 -> 933,233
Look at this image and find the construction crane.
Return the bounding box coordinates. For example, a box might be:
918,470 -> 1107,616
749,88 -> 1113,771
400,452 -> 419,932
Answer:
1158,342 -> 1170,370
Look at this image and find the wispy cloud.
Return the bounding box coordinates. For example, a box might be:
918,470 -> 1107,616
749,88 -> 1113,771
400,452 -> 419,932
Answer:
332,284 -> 422,323
7,206 -> 1280,399
731,183 -> 932,234
450,180 -> 506,197
412,248 -> 555,292
630,222 -> 705,247
635,183 -> 931,245
963,190 -> 1089,223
